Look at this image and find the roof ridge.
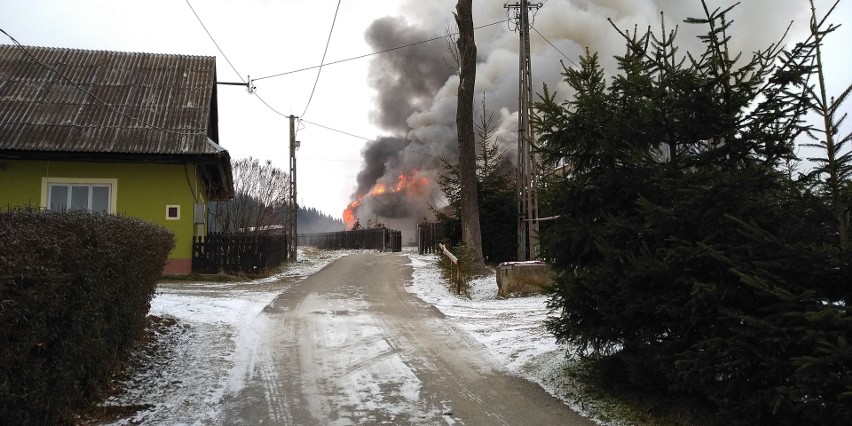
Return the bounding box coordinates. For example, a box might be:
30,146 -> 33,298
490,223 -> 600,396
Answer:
0,44 -> 215,61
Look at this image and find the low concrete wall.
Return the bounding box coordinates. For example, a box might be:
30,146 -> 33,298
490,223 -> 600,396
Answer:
496,261 -> 552,297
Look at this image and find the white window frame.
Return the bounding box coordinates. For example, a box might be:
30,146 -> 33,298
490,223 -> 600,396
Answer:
41,177 -> 118,214
166,204 -> 181,220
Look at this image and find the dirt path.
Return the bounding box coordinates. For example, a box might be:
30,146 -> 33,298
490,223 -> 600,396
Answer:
220,252 -> 593,425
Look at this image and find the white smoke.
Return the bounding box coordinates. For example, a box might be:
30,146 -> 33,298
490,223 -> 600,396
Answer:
349,0 -> 813,228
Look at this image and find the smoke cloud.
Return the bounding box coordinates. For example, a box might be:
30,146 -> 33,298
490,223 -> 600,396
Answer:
346,0 -> 811,232
365,16 -> 456,134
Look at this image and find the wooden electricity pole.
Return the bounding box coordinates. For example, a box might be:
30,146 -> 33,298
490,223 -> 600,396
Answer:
288,115 -> 298,262
505,0 -> 541,261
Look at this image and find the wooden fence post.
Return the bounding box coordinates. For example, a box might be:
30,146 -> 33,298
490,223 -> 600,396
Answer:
439,243 -> 461,295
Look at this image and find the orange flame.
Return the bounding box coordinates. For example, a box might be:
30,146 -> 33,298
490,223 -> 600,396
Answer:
342,198 -> 361,227
342,170 -> 430,229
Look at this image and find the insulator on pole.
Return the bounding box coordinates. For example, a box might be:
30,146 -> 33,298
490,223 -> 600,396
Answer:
246,75 -> 256,94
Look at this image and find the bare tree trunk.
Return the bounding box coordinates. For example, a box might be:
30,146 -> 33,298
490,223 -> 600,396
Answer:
455,0 -> 485,272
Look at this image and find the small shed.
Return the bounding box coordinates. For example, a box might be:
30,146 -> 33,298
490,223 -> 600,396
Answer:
496,261 -> 552,298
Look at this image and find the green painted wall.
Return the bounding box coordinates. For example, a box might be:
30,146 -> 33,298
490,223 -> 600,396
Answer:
0,159 -> 207,261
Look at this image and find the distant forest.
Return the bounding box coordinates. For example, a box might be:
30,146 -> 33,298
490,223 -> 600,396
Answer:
298,206 -> 345,234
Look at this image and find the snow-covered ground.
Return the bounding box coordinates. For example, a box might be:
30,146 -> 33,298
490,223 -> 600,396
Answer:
101,248 -> 353,424
405,253 -> 603,422
101,248 -> 611,425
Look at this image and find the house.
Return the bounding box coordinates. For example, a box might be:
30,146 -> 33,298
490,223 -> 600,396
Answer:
0,45 -> 234,275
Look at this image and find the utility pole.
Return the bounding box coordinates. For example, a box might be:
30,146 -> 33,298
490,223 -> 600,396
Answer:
288,115 -> 298,261
505,0 -> 542,261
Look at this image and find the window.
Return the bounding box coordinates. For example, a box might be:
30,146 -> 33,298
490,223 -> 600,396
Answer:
166,205 -> 180,220
42,178 -> 116,214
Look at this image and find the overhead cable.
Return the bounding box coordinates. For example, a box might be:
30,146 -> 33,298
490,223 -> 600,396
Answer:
185,0 -> 245,83
253,19 -> 507,82
299,119 -> 441,160
253,90 -> 293,119
301,0 -> 342,118
531,25 -> 579,68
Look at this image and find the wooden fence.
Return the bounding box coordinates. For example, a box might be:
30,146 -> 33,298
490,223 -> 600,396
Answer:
192,232 -> 289,274
438,242 -> 463,295
418,222 -> 441,254
299,227 -> 402,252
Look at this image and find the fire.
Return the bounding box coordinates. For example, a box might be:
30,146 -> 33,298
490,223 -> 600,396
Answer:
342,170 -> 430,229
372,183 -> 387,196
342,198 -> 361,226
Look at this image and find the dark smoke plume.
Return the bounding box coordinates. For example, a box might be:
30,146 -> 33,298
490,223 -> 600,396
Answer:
347,0 -> 812,231
365,16 -> 455,134
354,136 -> 408,197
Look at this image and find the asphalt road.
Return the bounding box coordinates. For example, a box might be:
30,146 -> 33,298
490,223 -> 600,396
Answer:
220,252 -> 593,425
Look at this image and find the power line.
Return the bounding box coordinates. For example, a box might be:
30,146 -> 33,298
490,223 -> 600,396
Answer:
215,18 -> 510,125
0,27 -> 207,137
300,171 -> 361,178
250,154 -> 362,164
253,89 -> 292,119
184,0 -> 293,126
158,6 -> 524,156
185,0 -> 245,83
300,118 -> 371,141
299,119 -> 441,160
253,19 -> 507,82
301,0 -> 341,118
531,25 -> 579,68
299,157 -> 363,163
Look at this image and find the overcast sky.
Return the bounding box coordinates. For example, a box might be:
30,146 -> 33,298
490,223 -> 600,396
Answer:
2,0 -> 850,221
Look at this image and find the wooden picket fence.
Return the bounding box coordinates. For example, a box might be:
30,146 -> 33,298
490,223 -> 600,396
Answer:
192,232 -> 289,274
299,227 -> 402,252
417,222 -> 441,254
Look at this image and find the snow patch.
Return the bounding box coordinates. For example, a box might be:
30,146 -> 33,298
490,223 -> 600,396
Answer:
406,252 -> 601,423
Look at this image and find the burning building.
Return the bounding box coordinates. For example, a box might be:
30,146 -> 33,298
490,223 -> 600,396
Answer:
343,170 -> 431,229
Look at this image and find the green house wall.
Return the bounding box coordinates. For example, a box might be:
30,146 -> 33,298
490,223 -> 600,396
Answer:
0,159 -> 208,274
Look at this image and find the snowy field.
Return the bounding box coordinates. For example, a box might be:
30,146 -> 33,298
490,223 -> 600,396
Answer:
101,248 -> 609,424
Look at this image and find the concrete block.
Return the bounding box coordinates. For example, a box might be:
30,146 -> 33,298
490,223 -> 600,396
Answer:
496,261 -> 552,298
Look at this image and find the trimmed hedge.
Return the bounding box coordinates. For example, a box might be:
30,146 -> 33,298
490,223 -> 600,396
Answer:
0,209 -> 174,424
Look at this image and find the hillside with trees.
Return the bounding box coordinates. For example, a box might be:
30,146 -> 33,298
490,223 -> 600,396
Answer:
298,207 -> 345,234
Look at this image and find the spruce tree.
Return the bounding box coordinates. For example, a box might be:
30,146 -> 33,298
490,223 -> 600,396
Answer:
801,0 -> 852,253
435,100 -> 518,263
535,1 -> 850,423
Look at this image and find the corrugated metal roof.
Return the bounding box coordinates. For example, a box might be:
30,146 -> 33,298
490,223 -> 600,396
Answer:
0,45 -> 220,156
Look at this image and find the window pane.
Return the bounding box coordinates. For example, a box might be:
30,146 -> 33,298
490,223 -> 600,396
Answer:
92,186 -> 110,213
70,186 -> 89,210
49,185 -> 68,211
